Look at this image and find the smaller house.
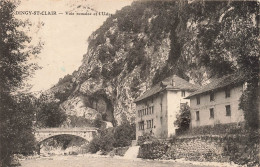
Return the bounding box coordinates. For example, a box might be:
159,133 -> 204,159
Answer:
185,73 -> 246,128
134,75 -> 199,139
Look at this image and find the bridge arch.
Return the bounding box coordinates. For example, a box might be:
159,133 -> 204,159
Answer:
34,128 -> 98,144
34,128 -> 98,154
37,133 -> 90,145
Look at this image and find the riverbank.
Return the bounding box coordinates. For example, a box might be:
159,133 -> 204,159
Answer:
19,153 -> 241,167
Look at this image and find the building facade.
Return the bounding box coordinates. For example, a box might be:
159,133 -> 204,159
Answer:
134,75 -> 199,139
186,74 -> 245,128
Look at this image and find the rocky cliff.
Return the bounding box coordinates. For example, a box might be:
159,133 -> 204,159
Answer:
47,1 -> 258,127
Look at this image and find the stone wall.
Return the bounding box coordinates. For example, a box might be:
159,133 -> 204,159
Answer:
169,136 -> 227,162
138,141 -> 169,159
138,134 -> 259,166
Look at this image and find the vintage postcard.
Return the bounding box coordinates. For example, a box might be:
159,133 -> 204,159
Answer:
0,0 -> 259,167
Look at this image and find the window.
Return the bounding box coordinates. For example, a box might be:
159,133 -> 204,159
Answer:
139,121 -> 144,130
210,108 -> 214,118
196,96 -> 200,105
210,92 -> 214,101
226,105 -> 231,116
146,119 -> 154,129
196,111 -> 200,121
160,117 -> 163,124
151,106 -> 154,114
225,89 -> 230,98
181,90 -> 186,97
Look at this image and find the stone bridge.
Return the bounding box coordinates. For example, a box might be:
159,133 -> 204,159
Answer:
34,128 -> 98,143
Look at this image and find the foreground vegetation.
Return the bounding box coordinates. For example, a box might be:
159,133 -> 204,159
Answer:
0,0 -> 42,166
88,122 -> 135,154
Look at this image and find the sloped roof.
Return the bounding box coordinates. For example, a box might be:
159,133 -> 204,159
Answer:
185,73 -> 246,99
134,75 -> 199,103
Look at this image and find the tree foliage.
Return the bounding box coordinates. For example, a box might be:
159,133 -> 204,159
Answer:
113,122 -> 135,147
36,95 -> 67,128
174,103 -> 191,134
88,122 -> 136,154
0,93 -> 37,166
0,1 -> 41,165
239,83 -> 259,130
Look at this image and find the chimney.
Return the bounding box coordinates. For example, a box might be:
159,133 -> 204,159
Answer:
171,79 -> 175,87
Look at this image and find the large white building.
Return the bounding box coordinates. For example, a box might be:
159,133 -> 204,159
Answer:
185,73 -> 246,128
134,75 -> 199,139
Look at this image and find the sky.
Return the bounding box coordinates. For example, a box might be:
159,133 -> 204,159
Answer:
15,0 -> 133,93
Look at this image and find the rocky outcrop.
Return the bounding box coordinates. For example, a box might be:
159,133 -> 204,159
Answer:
60,96 -> 100,120
48,1 -> 258,127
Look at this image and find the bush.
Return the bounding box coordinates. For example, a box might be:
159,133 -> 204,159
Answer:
223,131 -> 259,166
88,136 -> 101,153
88,122 -> 136,154
137,133 -> 159,145
114,123 -> 136,147
181,123 -> 245,136
93,116 -> 103,128
88,128 -> 115,154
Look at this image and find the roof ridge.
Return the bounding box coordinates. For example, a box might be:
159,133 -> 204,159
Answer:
134,74 -> 199,103
185,73 -> 245,99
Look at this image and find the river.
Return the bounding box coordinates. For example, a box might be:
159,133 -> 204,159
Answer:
20,155 -> 235,167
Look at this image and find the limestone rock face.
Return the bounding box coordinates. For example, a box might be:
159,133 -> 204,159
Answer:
60,96 -> 101,120
47,1 -> 257,127
79,78 -> 103,95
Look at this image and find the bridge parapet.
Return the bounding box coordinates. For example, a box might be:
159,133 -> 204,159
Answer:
34,128 -> 98,143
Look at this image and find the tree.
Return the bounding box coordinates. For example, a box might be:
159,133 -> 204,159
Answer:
174,104 -> 191,134
0,94 -> 37,157
36,100 -> 67,128
87,122 -> 136,154
239,83 -> 259,130
0,0 -> 41,166
93,116 -> 103,128
113,122 -> 135,147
